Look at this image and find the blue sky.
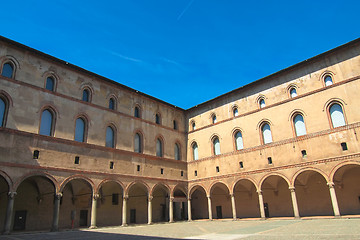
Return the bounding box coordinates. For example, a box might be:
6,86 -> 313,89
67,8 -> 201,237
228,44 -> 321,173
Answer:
1,0 -> 359,109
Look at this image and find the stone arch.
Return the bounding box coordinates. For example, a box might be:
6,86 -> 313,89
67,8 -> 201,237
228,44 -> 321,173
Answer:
189,184 -> 208,197
209,181 -> 230,195
259,172 -> 291,190
150,182 -> 170,196
329,161 -> 360,182
260,173 -> 293,218
96,178 -> 125,195
232,177 -> 258,194
293,169 -> 333,217
0,170 -> 13,191
125,180 -> 150,197
14,171 -> 59,192
330,162 -> 360,215
59,175 -> 94,193
233,178 -> 260,218
189,184 -> 208,220
291,167 -> 329,187
209,181 -> 232,219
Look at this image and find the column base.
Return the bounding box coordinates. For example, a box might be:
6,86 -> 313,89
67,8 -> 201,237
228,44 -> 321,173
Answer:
334,215 -> 341,219
232,218 -> 237,221
188,219 -> 192,222
89,226 -> 97,229
3,231 -> 10,235
121,223 -> 128,227
169,220 -> 174,223
294,216 -> 301,220
148,222 -> 153,225
261,217 -> 266,220
50,227 -> 59,232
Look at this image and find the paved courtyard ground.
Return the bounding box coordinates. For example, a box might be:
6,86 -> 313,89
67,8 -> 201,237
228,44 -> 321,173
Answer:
1,218 -> 360,240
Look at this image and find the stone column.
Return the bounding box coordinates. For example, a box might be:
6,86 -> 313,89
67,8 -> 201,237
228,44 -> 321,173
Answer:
187,198 -> 192,221
169,197 -> 174,223
148,196 -> 153,224
90,194 -> 99,229
51,193 -> 62,231
122,196 -> 128,226
230,193 -> 237,220
289,187 -> 300,219
207,195 -> 213,220
257,190 -> 265,219
3,192 -> 16,235
327,182 -> 341,217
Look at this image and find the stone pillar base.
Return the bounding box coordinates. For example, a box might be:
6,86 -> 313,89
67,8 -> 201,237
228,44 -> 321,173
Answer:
89,226 -> 97,229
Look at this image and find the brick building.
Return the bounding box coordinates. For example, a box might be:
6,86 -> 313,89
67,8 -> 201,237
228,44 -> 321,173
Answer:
0,36 -> 360,234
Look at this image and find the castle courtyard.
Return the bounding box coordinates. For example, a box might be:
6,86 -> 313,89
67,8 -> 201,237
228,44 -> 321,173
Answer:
1,218 -> 359,240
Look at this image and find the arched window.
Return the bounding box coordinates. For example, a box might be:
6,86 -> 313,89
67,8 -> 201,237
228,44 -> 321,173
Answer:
45,77 -> 55,91
212,114 -> 217,124
74,117 -> 86,142
134,133 -> 142,153
174,143 -> 180,160
233,107 -> 239,117
105,126 -> 115,148
259,99 -> 266,108
1,62 -> 14,78
134,106 -> 140,118
234,131 -> 244,150
39,109 -> 54,136
173,120 -> 177,130
191,122 -> 196,131
192,142 -> 198,160
0,97 -> 8,127
293,114 -> 306,136
82,89 -> 90,102
156,138 -> 163,157
290,88 -> 297,98
261,123 -> 272,144
329,103 -> 346,128
109,98 -> 115,110
324,75 -> 333,86
213,137 -> 221,155
155,114 -> 161,124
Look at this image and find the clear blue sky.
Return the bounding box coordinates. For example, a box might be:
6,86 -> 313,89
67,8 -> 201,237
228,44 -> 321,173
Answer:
1,0 -> 359,109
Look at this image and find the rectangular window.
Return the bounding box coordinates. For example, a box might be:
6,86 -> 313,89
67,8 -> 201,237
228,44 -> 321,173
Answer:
161,168 -> 164,174
110,161 -> 114,169
239,161 -> 244,168
341,142 -> 348,151
301,150 -> 307,158
137,165 -> 140,171
195,170 -> 197,176
74,156 -> 80,164
268,157 -> 272,165
181,171 -> 183,176
33,150 -> 40,159
112,193 -> 119,205
216,166 -> 220,172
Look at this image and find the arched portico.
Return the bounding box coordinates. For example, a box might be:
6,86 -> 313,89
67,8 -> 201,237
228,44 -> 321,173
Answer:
151,183 -> 170,223
294,170 -> 333,216
59,177 -> 94,229
96,180 -> 124,227
209,182 -> 232,219
233,179 -> 260,218
189,185 -> 208,220
126,182 -> 149,224
261,174 -> 293,218
0,174 -> 10,233
13,175 -> 56,231
332,163 -> 360,215
172,184 -> 188,221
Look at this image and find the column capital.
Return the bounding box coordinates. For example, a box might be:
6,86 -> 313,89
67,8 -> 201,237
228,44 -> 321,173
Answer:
123,195 -> 129,200
257,190 -> 262,195
148,196 -> 153,201
187,197 -> 191,201
207,195 -> 211,199
8,192 -> 17,198
170,197 -> 174,202
55,193 -> 63,199
327,182 -> 335,188
289,187 -> 295,192
230,193 -> 234,197
93,194 -> 100,200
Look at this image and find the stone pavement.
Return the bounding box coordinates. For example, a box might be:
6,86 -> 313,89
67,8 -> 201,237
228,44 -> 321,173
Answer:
1,218 -> 360,240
